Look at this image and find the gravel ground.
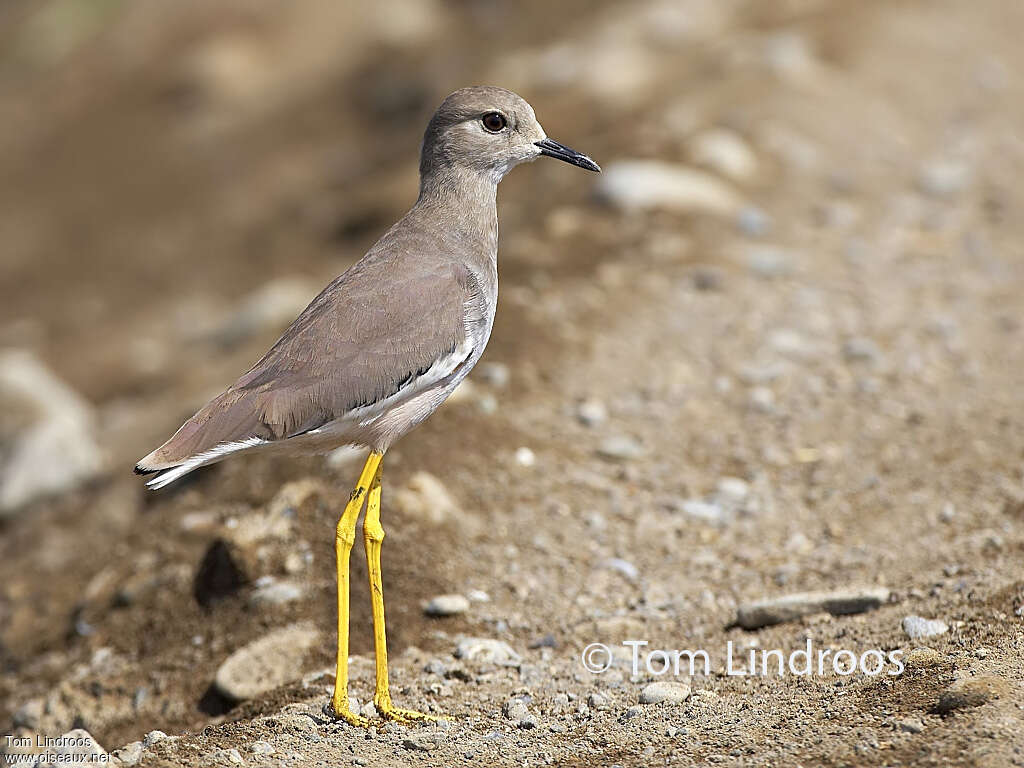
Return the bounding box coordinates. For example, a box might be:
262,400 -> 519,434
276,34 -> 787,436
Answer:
2,1 -> 1023,766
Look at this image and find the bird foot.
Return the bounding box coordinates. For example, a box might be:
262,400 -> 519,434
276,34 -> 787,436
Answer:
376,700 -> 446,725
326,699 -> 371,728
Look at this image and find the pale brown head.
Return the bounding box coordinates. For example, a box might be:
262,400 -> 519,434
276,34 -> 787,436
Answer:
419,86 -> 600,184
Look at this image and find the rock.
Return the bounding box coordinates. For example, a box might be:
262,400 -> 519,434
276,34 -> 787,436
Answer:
514,446 -> 536,467
249,576 -> 305,607
623,705 -> 644,719
424,593 -> 470,616
843,337 -> 882,363
576,398 -> 608,427
596,435 -> 646,461
402,734 -> 441,752
748,386 -> 775,412
934,676 -> 1010,714
902,615 -> 949,641
736,206 -> 772,237
735,587 -> 890,629
689,128 -> 758,182
393,471 -> 461,524
596,161 -> 740,215
214,622 -> 321,701
454,638 -> 521,666
0,350 -> 105,513
639,682 -> 691,705
32,729 -> 106,767
503,698 -> 530,721
677,499 -> 729,525
476,362 -> 510,389
905,647 -> 941,668
201,747 -> 245,765
896,717 -> 925,734
249,741 -> 275,756
112,741 -> 144,766
587,692 -> 611,711
744,246 -> 795,278
715,477 -> 750,506
917,160 -> 971,199
601,558 -> 639,581
142,730 -> 168,748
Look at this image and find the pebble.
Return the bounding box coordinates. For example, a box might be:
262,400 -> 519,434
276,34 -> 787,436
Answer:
202,747 -> 244,765
623,705 -> 644,719
736,206 -> 772,237
744,246 -> 794,278
142,730 -> 168,748
476,362 -> 510,388
843,337 -> 882,363
393,471 -> 461,524
424,593 -> 470,617
576,398 -> 608,427
596,161 -> 740,215
639,681 -> 692,705
214,622 -> 321,701
587,692 -> 611,711
934,676 -> 1009,714
689,128 -> 758,182
601,558 -> 639,581
896,717 -> 925,734
735,587 -> 890,629
902,615 -> 949,641
514,446 -> 536,467
917,160 -> 971,198
402,736 -> 438,752
249,577 -> 305,607
0,350 -> 105,513
249,741 -> 275,756
596,435 -> 647,461
503,698 -> 529,721
454,638 -> 522,666
32,729 -> 107,768
748,386 -> 775,412
678,499 -> 729,525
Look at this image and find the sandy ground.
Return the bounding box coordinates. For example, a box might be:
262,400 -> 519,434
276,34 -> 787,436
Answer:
2,1 -> 1023,766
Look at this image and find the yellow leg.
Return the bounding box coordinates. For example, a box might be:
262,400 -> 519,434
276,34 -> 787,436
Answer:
330,450 -> 383,725
363,460 -> 443,724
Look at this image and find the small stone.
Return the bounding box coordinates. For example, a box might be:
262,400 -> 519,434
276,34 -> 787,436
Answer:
677,499 -> 729,525
576,398 -> 608,427
934,676 -> 1010,714
214,622 -> 321,701
843,337 -> 882,363
402,736 -> 437,752
745,246 -> 794,278
689,128 -> 758,182
454,638 -> 521,666
424,593 -> 470,617
905,647 -> 941,668
249,741 -> 275,756
735,587 -> 890,629
623,705 -> 644,719
736,206 -> 772,237
249,577 -> 305,607
939,502 -> 955,523
902,615 -> 949,641
142,730 -> 168,748
896,717 -> 925,734
476,362 -> 510,389
393,471 -> 461,524
748,387 -> 775,412
596,435 -> 646,461
715,477 -> 749,505
917,160 -> 971,198
517,716 -> 538,729
601,558 -> 639,581
113,742 -> 144,767
514,446 -> 536,467
587,693 -> 611,711
597,161 -> 740,215
639,682 -> 691,705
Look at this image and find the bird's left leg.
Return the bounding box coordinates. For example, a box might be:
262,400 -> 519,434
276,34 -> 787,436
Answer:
363,460 -> 444,724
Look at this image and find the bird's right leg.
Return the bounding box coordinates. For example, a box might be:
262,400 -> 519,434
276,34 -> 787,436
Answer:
330,450 -> 384,726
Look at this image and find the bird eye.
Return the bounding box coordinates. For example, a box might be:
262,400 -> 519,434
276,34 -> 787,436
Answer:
481,112 -> 507,133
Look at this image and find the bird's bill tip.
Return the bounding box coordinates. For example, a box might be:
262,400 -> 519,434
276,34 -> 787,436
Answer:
535,138 -> 601,172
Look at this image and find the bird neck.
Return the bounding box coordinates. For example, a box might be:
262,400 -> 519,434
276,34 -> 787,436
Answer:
415,167 -> 499,257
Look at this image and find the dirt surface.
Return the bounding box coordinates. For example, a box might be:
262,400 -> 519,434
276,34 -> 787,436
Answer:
2,1 -> 1024,766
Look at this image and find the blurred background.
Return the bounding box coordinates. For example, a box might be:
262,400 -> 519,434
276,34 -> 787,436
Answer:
2,0 -> 1023,765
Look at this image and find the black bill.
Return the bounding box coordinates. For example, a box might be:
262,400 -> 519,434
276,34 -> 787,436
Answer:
535,138 -> 601,172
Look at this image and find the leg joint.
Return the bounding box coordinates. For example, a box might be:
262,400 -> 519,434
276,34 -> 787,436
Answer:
364,519 -> 385,544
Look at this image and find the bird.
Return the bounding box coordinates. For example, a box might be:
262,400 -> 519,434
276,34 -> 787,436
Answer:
135,86 -> 600,726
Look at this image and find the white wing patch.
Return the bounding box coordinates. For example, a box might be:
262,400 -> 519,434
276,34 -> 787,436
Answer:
145,437 -> 267,490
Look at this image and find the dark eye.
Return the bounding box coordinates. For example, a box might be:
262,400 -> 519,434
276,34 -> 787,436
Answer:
481,112 -> 507,133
